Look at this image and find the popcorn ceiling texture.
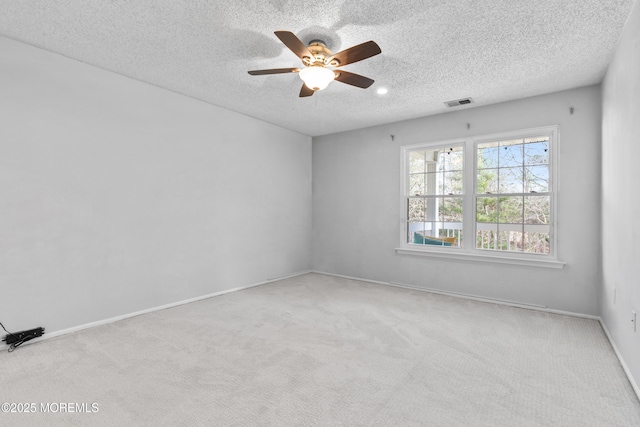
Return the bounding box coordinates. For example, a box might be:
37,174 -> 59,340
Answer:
0,0 -> 635,136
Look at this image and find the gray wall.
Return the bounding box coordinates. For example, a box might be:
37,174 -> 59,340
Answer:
313,85 -> 602,315
601,0 -> 640,393
0,37 -> 312,334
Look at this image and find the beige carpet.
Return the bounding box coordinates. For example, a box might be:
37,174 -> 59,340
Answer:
1,273 -> 639,426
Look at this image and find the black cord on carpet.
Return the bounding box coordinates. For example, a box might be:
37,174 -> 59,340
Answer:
1,321 -> 45,352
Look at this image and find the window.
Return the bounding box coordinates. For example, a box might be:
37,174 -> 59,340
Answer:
476,136 -> 551,254
407,144 -> 465,247
400,126 -> 559,264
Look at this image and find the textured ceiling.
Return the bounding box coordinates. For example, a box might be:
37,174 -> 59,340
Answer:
0,0 -> 636,136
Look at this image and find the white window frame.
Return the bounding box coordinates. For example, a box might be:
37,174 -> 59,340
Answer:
396,125 -> 564,269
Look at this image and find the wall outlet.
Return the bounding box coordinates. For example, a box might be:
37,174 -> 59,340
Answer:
633,311 -> 637,333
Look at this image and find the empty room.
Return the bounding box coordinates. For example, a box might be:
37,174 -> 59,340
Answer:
1,1 -> 640,425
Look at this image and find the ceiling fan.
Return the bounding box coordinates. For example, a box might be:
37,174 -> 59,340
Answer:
248,31 -> 381,97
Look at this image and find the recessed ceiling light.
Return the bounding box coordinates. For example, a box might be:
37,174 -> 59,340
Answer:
377,87 -> 388,95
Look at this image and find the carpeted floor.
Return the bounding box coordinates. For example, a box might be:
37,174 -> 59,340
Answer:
1,273 -> 639,426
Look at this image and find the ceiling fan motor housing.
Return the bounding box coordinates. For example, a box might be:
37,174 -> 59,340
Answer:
305,40 -> 338,66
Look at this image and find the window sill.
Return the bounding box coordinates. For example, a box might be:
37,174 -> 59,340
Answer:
394,247 -> 565,269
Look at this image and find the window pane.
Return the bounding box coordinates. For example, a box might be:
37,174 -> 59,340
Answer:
498,196 -> 523,224
523,231 -> 550,254
421,172 -> 438,195
442,197 -> 464,222
499,140 -> 523,168
476,196 -> 498,223
409,173 -> 425,196
502,230 -> 522,252
476,221 -> 498,250
445,197 -> 464,223
524,138 -> 549,165
442,147 -> 464,171
438,228 -> 461,246
476,228 -> 496,250
443,170 -> 463,195
408,198 -> 426,222
524,196 -> 550,224
409,151 -> 427,174
524,165 -> 549,193
477,168 -> 498,194
477,142 -> 499,169
408,222 -> 426,243
425,197 -> 439,223
498,167 -> 524,193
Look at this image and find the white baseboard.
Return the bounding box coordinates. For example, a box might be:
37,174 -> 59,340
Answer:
599,319 -> 640,402
0,270 -> 311,351
311,270 -> 600,320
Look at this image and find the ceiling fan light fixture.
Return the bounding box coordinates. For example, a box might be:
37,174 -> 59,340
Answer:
248,31 -> 381,97
299,66 -> 335,91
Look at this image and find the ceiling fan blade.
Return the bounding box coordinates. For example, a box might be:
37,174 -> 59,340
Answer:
326,41 -> 381,67
299,84 -> 315,97
334,70 -> 375,88
248,68 -> 300,75
275,31 -> 314,61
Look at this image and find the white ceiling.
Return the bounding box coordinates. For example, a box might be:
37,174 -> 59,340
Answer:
0,0 -> 635,136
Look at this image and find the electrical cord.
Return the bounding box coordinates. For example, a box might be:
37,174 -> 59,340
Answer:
1,321 -> 19,352
1,321 -> 40,352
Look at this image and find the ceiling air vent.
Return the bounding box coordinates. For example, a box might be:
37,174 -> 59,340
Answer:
444,97 -> 474,108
